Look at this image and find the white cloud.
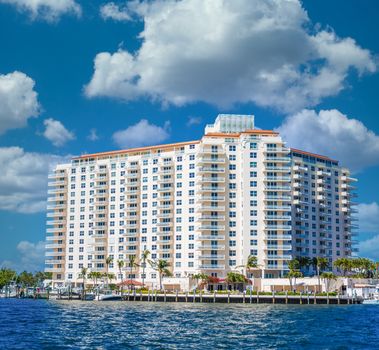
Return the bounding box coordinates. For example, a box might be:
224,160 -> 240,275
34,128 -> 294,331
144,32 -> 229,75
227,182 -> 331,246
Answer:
43,118 -> 75,146
113,119 -> 170,148
85,0 -> 376,112
100,2 -> 131,21
359,235 -> 379,261
0,71 -> 40,134
0,147 -> 69,213
277,109 -> 379,172
186,116 -> 202,127
357,202 -> 379,232
0,240 -> 45,272
87,128 -> 99,141
0,0 -> 81,21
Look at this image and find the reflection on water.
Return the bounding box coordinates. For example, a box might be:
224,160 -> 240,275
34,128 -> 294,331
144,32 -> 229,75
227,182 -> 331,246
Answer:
0,299 -> 378,349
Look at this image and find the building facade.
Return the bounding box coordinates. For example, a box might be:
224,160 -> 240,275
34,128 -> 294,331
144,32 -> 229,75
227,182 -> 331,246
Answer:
45,114 -> 357,287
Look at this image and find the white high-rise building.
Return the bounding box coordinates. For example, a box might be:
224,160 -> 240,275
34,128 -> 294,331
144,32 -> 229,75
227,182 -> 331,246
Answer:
45,114 -> 357,288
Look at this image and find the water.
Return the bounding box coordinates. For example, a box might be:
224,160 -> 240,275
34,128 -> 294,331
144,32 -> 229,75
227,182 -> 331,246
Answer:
0,299 -> 378,349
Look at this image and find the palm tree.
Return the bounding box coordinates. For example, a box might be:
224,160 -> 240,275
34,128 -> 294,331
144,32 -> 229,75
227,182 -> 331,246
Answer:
117,260 -> 125,295
140,250 -> 150,288
79,267 -> 88,299
287,258 -> 300,272
333,258 -> 351,276
312,257 -> 329,292
127,255 -> 139,289
238,255 -> 258,278
105,256 -> 113,287
297,257 -> 311,274
287,270 -> 303,291
321,272 -> 337,292
226,272 -> 247,291
149,259 -> 172,290
192,273 -> 208,291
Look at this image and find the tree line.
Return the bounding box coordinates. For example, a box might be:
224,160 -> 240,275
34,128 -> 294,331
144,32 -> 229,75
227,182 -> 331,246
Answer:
0,269 -> 52,289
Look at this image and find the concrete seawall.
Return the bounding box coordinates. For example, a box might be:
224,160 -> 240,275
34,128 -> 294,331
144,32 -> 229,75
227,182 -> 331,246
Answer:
117,291 -> 362,305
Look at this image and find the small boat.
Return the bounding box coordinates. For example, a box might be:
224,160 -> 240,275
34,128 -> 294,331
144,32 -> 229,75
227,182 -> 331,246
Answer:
97,290 -> 122,301
363,299 -> 379,305
362,284 -> 379,304
81,293 -> 96,301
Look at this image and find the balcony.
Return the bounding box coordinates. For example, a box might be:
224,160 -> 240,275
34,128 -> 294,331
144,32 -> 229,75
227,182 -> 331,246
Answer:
265,205 -> 291,211
197,157 -> 225,164
48,173 -> 66,179
197,176 -> 225,183
198,195 -> 225,202
199,264 -> 225,270
264,186 -> 291,191
265,215 -> 291,220
198,235 -> 225,240
156,222 -> 173,227
265,195 -> 291,201
47,188 -> 66,195
198,225 -> 225,230
265,166 -> 291,172
198,255 -> 225,260
266,176 -> 291,182
46,219 -> 66,225
46,235 -> 64,241
196,205 -> 225,212
47,196 -> 66,202
45,259 -> 64,264
156,213 -> 173,218
45,243 -> 64,249
46,210 -> 65,218
48,180 -> 66,187
266,245 -> 292,250
198,186 -> 225,193
158,195 -> 174,201
125,173 -> 139,179
265,225 -> 292,230
157,204 -> 174,210
197,244 -> 225,250
46,227 -> 65,233
265,255 -> 292,260
198,167 -> 225,173
197,215 -> 225,221
157,186 -> 174,192
158,169 -> 174,175
264,147 -> 290,154
264,157 -> 291,163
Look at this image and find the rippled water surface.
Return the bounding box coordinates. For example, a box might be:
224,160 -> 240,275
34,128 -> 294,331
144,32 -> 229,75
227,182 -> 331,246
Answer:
0,299 -> 378,349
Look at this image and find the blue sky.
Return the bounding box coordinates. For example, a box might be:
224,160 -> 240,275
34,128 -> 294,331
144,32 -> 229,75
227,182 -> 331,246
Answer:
0,0 -> 378,271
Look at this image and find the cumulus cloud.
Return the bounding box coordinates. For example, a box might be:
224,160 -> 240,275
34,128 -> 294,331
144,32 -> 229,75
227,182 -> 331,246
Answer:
113,119 -> 170,148
277,109 -> 379,172
186,116 -> 202,127
43,118 -> 75,146
85,0 -> 376,112
100,2 -> 131,21
0,71 -> 40,134
87,128 -> 99,141
0,0 -> 81,21
0,147 -> 69,213
357,202 -> 379,233
359,235 -> 379,261
0,240 -> 45,272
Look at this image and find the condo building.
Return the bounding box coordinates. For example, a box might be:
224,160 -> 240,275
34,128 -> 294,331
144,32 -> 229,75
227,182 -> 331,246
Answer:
45,114 -> 357,287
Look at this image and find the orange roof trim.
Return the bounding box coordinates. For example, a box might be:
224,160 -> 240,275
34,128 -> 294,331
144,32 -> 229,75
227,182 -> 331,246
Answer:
291,148 -> 338,163
73,140 -> 200,160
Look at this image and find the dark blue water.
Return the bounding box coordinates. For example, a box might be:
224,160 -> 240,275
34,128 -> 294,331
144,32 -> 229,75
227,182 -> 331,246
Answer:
0,299 -> 378,349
